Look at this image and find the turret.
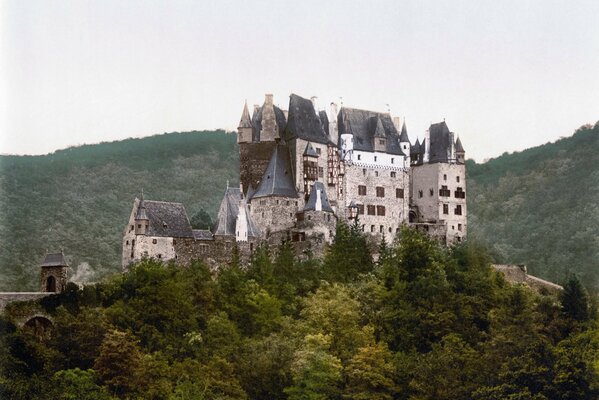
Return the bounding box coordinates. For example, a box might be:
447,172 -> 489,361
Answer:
303,142 -> 319,199
455,136 -> 465,164
373,117 -> 387,152
237,101 -> 254,143
135,192 -> 149,235
399,120 -> 410,157
40,250 -> 69,293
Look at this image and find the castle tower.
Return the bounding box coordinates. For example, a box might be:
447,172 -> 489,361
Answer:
40,251 -> 69,292
302,142 -> 319,199
260,94 -> 279,142
134,191 -> 149,235
237,101 -> 254,144
399,121 -> 410,157
455,136 -> 465,164
410,121 -> 466,244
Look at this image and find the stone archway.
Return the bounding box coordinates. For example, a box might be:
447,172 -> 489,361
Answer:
46,276 -> 56,292
23,315 -> 53,339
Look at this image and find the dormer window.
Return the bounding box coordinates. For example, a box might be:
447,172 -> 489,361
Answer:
163,221 -> 168,228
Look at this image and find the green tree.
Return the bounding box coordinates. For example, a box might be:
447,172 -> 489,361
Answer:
190,208 -> 213,230
48,368 -> 112,400
343,342 -> 398,400
323,220 -> 373,282
285,334 -> 342,400
561,275 -> 590,323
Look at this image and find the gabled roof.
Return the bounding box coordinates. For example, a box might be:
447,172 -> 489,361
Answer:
246,183 -> 256,201
141,200 -> 194,238
304,182 -> 334,213
337,107 -> 405,155
428,121 -> 453,163
455,136 -> 465,153
319,110 -> 330,136
251,103 -> 287,141
239,101 -> 253,129
399,121 -> 410,143
193,229 -> 214,241
374,117 -> 386,138
135,202 -> 149,220
303,142 -> 319,157
252,144 -> 299,199
214,187 -> 241,236
284,94 -> 331,144
41,252 -> 68,267
411,138 -> 421,154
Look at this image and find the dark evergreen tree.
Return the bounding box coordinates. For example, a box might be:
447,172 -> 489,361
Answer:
561,275 -> 590,323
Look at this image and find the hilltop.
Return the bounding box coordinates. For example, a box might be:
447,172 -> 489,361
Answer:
1,122 -> 598,291
467,121 -> 599,288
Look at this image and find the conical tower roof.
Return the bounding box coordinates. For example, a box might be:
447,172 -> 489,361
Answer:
411,138 -> 421,154
135,191 -> 149,221
253,144 -> 298,199
374,117 -> 386,138
455,136 -> 465,153
399,120 -> 410,142
238,101 -> 253,129
304,182 -> 334,213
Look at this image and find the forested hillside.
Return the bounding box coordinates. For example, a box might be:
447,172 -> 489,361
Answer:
0,131 -> 238,290
467,121 -> 599,289
2,228 -> 597,399
1,122 -> 598,291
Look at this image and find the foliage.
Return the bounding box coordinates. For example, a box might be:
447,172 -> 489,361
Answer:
1,228 -> 599,398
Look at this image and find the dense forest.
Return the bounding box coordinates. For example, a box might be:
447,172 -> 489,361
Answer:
467,121 -> 599,288
0,122 -> 598,291
2,226 -> 598,399
0,131 -> 239,290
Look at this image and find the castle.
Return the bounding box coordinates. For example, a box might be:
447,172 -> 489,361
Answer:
122,93 -> 467,269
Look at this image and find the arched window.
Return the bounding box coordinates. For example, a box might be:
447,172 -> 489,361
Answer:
46,276 -> 56,292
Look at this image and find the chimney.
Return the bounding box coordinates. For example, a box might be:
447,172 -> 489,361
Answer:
253,104 -> 260,114
311,96 -> 319,113
265,93 -> 273,105
330,102 -> 338,117
393,117 -> 401,131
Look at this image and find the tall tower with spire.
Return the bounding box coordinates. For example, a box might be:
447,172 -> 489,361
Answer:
237,101 -> 254,144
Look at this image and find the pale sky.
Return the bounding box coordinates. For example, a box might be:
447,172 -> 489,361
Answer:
1,0 -> 598,161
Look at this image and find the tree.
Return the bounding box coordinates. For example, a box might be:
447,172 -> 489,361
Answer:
190,208 -> 213,230
93,329 -> 144,397
285,334 -> 342,400
48,368 -> 111,400
561,275 -> 590,323
323,220 -> 373,282
344,342 -> 398,400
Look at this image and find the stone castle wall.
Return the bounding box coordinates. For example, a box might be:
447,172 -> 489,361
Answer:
239,142 -> 278,192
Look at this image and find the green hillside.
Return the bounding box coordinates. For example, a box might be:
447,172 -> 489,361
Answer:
467,121 -> 599,288
0,131 -> 239,291
1,122 -> 598,291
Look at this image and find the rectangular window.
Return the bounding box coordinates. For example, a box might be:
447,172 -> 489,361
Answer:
443,204 -> 449,214
374,156 -> 378,162
443,174 -> 447,181
375,171 -> 379,177
358,185 -> 367,195
418,190 -> 423,198
367,205 -> 376,215
439,185 -> 451,197
376,187 -> 385,197
138,224 -> 142,229
391,158 -> 394,164
390,171 -> 396,178
456,176 -> 460,183
454,187 -> 466,199
318,167 -> 324,178
396,188 -> 404,198
458,223 -> 462,231
379,139 -> 385,145
357,154 -> 361,160
377,205 -> 386,216
362,168 -> 366,176
371,225 -> 375,232
316,147 -> 321,155
152,239 -> 157,244
357,204 -> 364,215
455,205 -> 462,215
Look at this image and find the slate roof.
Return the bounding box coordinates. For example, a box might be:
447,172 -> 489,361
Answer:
135,200 -> 149,220
284,94 -> 331,144
303,142 -> 319,157
428,121 -> 453,163
319,110 -> 330,136
239,101 -> 253,128
252,144 -> 299,199
246,183 -> 256,201
41,252 -> 68,267
251,103 -> 287,141
304,182 -> 334,213
337,107 -> 405,155
455,136 -> 465,153
193,229 -> 214,241
214,187 -> 242,236
411,138 -> 421,154
399,121 -> 410,143
214,187 -> 260,237
142,200 -> 194,238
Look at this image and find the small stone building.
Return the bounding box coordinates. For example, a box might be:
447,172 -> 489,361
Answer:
40,251 -> 69,293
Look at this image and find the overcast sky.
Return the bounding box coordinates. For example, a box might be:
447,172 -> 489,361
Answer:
1,0 -> 598,161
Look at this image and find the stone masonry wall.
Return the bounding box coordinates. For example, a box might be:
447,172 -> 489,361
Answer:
343,163 -> 410,241
239,142 -> 278,192
250,196 -> 300,236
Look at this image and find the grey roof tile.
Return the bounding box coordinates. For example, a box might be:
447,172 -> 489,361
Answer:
41,252 -> 68,267
337,107 -> 405,155
303,142 -> 319,157
143,200 -> 194,238
214,187 -> 241,236
304,182 -> 334,213
252,144 -> 299,199
399,121 -> 410,143
428,121 -> 453,163
285,94 -> 331,144
193,229 -> 214,241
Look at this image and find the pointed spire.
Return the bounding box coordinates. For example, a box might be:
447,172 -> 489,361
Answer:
303,142 -> 318,157
399,120 -> 410,143
136,190 -> 149,221
238,100 -> 253,129
374,117 -> 386,138
411,138 -> 421,153
455,136 -> 465,153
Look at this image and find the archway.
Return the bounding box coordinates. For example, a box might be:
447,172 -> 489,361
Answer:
46,275 -> 56,292
23,316 -> 53,339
